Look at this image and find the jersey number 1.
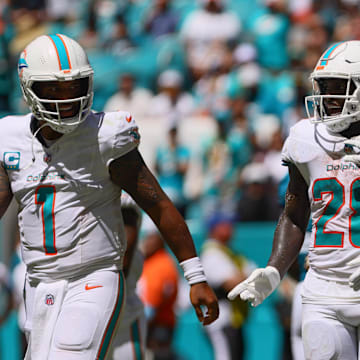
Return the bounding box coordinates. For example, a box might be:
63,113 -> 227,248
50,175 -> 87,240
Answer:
35,185 -> 57,255
313,177 -> 360,247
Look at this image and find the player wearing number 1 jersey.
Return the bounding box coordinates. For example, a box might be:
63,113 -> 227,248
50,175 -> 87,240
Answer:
0,34 -> 219,360
228,41 -> 360,359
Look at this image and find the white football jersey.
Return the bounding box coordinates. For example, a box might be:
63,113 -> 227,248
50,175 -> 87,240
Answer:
0,111 -> 140,281
282,119 -> 360,285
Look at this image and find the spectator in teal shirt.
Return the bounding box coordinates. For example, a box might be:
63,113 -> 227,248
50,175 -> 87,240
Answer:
246,0 -> 290,70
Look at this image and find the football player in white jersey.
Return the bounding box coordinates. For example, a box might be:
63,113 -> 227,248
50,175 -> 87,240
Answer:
228,40 -> 360,360
0,34 -> 218,360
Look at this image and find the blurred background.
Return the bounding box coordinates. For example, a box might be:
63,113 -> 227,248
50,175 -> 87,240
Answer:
0,0 -> 358,359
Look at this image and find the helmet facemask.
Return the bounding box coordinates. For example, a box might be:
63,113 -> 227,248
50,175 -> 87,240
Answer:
23,77 -> 93,134
305,76 -> 360,133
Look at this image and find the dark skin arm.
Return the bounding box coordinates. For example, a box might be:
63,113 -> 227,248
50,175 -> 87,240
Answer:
0,166 -> 14,324
110,149 -> 197,261
0,166 -> 15,324
267,164 -> 310,279
0,165 -> 13,219
109,149 -> 219,325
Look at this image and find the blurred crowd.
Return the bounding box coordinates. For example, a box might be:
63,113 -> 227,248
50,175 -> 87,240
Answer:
0,0 -> 360,359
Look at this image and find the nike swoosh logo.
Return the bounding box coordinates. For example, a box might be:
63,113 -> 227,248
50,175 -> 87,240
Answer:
85,284 -> 103,291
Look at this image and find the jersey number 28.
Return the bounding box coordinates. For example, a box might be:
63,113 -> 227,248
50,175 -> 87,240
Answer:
313,177 -> 360,247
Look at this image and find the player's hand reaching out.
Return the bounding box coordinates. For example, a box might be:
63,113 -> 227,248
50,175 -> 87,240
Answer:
227,266 -> 280,307
190,282 -> 219,325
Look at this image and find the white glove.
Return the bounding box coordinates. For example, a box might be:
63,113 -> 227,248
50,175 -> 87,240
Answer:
227,266 -> 280,307
347,255 -> 360,291
343,136 -> 360,166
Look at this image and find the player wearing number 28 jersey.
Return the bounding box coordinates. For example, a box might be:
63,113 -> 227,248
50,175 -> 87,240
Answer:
282,118 -> 360,302
283,118 -> 360,283
228,41 -> 360,360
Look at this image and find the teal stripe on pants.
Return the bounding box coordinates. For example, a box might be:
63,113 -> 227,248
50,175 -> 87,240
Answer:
97,272 -> 125,360
131,319 -> 143,360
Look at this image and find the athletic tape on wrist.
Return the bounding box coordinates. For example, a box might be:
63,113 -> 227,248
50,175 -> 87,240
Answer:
180,257 -> 207,285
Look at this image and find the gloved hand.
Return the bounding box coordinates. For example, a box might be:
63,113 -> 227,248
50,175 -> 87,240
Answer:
227,266 -> 280,307
343,136 -> 360,166
347,256 -> 360,291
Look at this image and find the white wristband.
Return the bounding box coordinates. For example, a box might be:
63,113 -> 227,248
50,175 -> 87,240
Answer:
180,257 -> 207,285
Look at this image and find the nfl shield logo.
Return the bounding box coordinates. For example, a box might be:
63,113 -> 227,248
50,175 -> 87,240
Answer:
45,294 -> 54,306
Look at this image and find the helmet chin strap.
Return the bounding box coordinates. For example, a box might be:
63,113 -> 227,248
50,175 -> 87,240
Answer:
24,114 -> 83,170
23,122 -> 52,170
